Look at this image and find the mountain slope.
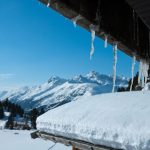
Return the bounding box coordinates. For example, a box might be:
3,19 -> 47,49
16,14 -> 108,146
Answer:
0,72 -> 128,111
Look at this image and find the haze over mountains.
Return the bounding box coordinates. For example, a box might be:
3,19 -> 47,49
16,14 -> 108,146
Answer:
0,71 -> 128,111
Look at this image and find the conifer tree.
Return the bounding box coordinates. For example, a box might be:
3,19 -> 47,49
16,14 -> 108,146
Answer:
30,108 -> 39,129
0,102 -> 4,119
6,114 -> 14,129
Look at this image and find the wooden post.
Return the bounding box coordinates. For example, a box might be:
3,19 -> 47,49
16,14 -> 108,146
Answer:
72,146 -> 80,150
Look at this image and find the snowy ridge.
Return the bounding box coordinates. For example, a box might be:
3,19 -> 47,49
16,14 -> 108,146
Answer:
37,91 -> 150,150
0,72 -> 128,111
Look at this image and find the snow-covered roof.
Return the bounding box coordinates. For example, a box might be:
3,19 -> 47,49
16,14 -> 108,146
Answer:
37,91 -> 150,150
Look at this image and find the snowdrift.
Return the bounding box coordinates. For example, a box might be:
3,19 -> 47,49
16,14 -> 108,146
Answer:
37,91 -> 150,150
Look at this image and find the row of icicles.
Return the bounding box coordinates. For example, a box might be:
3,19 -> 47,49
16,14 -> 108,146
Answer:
71,14 -> 150,92
46,2 -> 149,92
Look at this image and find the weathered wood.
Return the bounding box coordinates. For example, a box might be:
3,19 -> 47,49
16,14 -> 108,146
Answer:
31,131 -> 122,150
31,131 -> 39,139
73,146 -> 80,150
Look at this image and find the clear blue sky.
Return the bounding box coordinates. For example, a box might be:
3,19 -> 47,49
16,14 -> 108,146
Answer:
0,0 -> 138,90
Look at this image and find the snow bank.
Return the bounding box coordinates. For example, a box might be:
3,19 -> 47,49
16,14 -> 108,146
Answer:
37,91 -> 150,150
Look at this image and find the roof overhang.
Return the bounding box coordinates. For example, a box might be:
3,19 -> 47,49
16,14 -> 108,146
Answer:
38,0 -> 150,63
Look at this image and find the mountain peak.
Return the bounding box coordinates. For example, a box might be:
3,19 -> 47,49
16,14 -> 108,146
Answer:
0,72 -> 128,111
48,76 -> 64,83
86,71 -> 100,78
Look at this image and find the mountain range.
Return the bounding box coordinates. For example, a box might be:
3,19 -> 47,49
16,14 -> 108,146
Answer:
0,71 -> 128,111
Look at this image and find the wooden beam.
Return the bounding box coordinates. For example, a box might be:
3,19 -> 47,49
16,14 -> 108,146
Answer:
31,131 -> 122,150
73,146 -> 80,150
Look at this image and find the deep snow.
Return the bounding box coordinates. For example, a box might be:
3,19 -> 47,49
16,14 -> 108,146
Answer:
0,130 -> 71,150
37,91 -> 150,150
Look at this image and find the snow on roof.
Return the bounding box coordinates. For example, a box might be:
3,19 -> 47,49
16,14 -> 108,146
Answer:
37,91 -> 150,150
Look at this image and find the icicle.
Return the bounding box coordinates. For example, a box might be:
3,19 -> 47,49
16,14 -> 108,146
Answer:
140,60 -> 149,87
143,62 -> 149,85
146,64 -> 149,84
130,56 -> 136,91
112,43 -> 118,93
141,62 -> 145,87
138,61 -> 142,85
47,0 -> 51,7
104,35 -> 108,48
89,24 -> 99,60
71,15 -> 82,28
90,29 -> 96,60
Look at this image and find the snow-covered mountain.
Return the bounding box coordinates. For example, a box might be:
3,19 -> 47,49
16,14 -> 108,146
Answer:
0,71 -> 128,111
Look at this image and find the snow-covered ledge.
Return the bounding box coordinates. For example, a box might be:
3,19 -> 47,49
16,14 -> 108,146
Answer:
37,91 -> 150,150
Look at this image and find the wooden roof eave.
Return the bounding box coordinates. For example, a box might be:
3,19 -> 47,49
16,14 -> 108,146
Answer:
38,0 -> 138,61
38,0 -> 150,63
31,131 -> 123,150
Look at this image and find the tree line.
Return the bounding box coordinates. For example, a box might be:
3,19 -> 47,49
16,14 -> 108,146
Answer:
2,98 -> 24,117
0,98 -> 45,129
0,101 -> 4,119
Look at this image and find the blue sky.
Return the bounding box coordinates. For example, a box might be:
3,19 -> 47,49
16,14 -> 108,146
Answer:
0,0 -> 138,90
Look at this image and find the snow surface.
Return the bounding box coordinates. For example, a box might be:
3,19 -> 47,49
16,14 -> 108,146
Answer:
0,130 -> 71,150
37,91 -> 150,150
0,72 -> 128,111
